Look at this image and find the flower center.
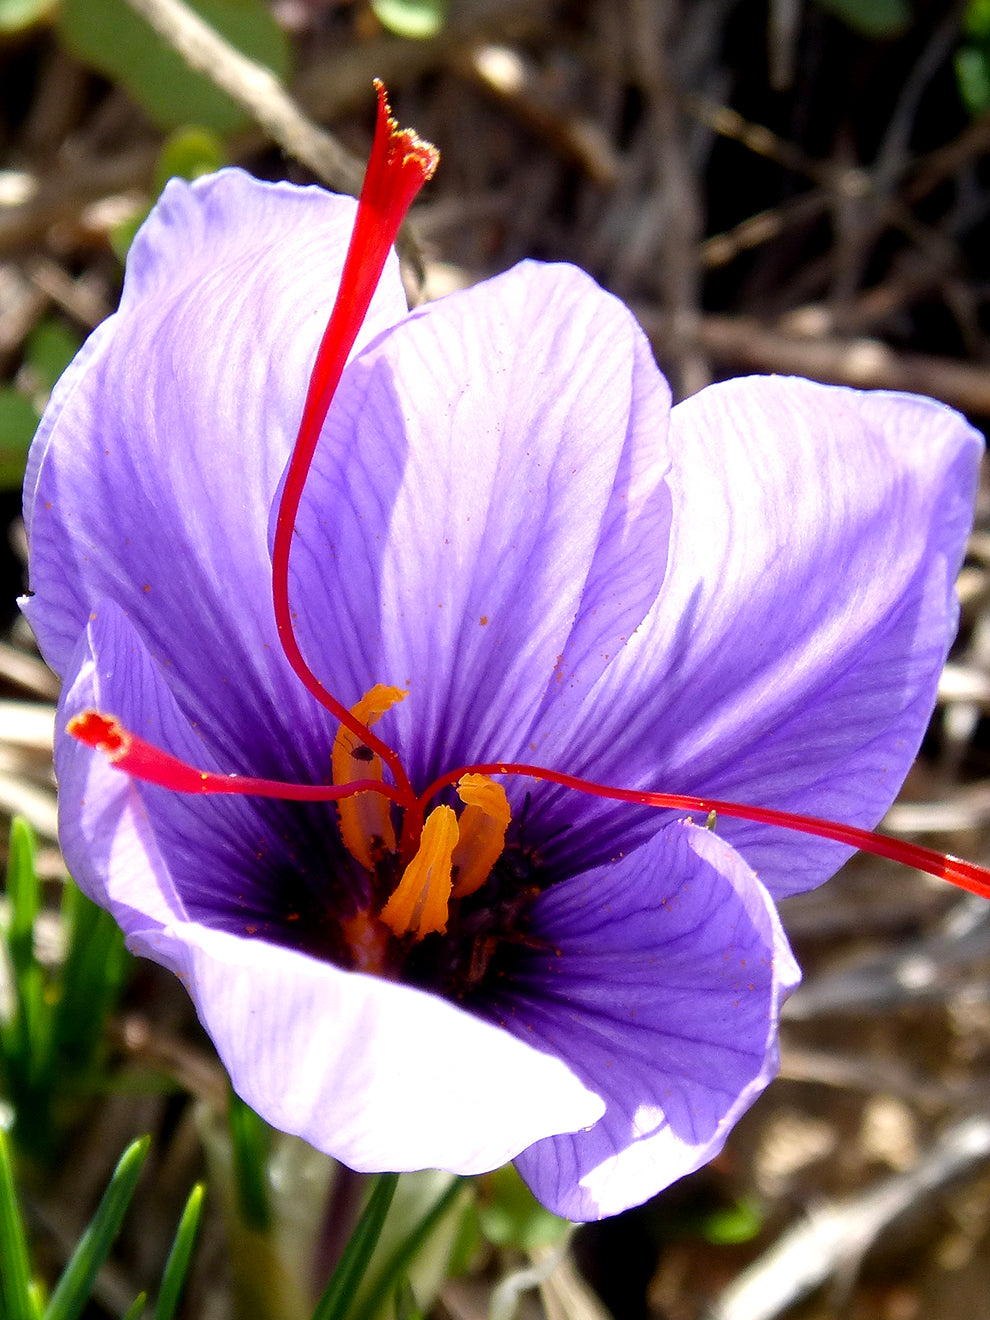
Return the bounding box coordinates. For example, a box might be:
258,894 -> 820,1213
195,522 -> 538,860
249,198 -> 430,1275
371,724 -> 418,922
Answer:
67,87 -> 990,972
329,685 -> 512,955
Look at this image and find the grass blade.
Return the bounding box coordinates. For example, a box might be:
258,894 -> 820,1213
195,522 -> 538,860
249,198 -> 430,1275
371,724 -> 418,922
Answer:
153,1183 -> 204,1320
311,1174 -> 399,1320
51,884 -> 129,1080
228,1089 -> 271,1232
43,1136 -> 150,1320
350,1178 -> 465,1320
5,819 -> 39,980
392,1277 -> 423,1320
0,818 -> 52,1157
0,1126 -> 39,1320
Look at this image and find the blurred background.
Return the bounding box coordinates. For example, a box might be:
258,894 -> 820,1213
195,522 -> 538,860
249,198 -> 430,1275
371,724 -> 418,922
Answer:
5,0 -> 990,1317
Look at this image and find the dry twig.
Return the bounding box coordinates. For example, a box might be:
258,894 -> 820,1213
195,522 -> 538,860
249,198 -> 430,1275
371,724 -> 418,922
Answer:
638,308 -> 990,416
118,0 -> 363,192
709,1116 -> 990,1320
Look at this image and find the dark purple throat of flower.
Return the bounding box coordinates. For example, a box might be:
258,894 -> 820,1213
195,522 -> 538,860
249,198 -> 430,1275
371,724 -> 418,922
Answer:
67,86 -> 990,977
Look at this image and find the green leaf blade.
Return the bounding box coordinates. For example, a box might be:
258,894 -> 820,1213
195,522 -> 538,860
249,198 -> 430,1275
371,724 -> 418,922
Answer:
350,1178 -> 466,1320
371,0 -> 446,39
0,390 -> 40,490
56,0 -> 291,132
43,1136 -> 151,1320
813,0 -> 911,38
228,1090 -> 271,1232
154,1183 -> 205,1320
0,1126 -> 40,1320
311,1174 -> 400,1320
51,883 -> 129,1084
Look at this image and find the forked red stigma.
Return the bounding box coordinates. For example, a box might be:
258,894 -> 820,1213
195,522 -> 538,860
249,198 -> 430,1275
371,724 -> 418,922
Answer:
68,708 -> 990,904
66,87 -> 990,915
269,83 -> 438,808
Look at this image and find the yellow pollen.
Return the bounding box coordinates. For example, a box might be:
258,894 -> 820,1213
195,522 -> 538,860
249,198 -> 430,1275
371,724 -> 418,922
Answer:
451,774 -> 511,898
380,805 -> 458,940
332,684 -> 407,870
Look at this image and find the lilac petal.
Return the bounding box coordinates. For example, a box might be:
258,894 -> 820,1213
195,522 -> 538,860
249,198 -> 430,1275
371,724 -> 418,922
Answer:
56,625 -> 188,953
56,605 -> 605,1172
173,923 -> 603,1175
55,599 -> 357,942
509,820 -> 799,1221
282,260 -> 673,787
24,169 -> 408,781
529,379 -> 982,897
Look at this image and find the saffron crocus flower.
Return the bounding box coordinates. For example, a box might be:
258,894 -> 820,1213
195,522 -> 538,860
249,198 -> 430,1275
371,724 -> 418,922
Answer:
21,90 -> 985,1221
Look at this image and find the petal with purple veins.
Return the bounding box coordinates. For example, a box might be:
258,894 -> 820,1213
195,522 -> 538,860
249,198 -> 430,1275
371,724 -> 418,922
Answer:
55,602 -> 606,1173
283,260 -> 673,787
25,169 -> 408,781
528,379 -> 982,896
175,922 -> 603,1176
509,819 -> 798,1220
55,599 -> 354,945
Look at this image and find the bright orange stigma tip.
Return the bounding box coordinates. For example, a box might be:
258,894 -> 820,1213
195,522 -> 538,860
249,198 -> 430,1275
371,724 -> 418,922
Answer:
371,79 -> 440,185
67,710 -> 127,757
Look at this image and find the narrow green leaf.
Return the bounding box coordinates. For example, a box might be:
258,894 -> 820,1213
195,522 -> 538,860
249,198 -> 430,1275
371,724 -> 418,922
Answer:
1,954 -> 49,1136
965,0 -> 990,39
110,210 -> 146,264
813,0 -> 911,37
52,883 -> 129,1081
350,1179 -> 466,1320
153,127 -> 227,193
392,1277 -> 422,1320
4,819 -> 39,979
700,1197 -> 763,1246
0,819 -> 54,1156
0,389 -> 39,490
25,321 -> 82,395
477,1165 -> 569,1254
956,46 -> 990,115
57,0 -> 290,132
0,1127 -> 39,1320
43,1136 -> 150,1320
123,1294 -> 147,1320
228,1090 -> 271,1232
154,1183 -> 204,1320
311,1174 -> 400,1320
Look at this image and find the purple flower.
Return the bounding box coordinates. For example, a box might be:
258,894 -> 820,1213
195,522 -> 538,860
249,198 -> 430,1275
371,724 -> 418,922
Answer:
21,119 -> 981,1218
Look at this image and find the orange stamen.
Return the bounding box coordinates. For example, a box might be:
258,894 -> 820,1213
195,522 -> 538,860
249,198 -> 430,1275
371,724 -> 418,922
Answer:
451,774 -> 511,898
332,685 -> 407,869
379,805 -> 458,939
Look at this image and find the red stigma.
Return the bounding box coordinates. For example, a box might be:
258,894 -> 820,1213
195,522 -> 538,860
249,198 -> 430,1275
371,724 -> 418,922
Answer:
65,89 -> 990,914
68,711 -> 990,904
270,85 -> 437,808
67,709 -> 408,805
67,710 -> 127,756
414,763 -> 990,903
